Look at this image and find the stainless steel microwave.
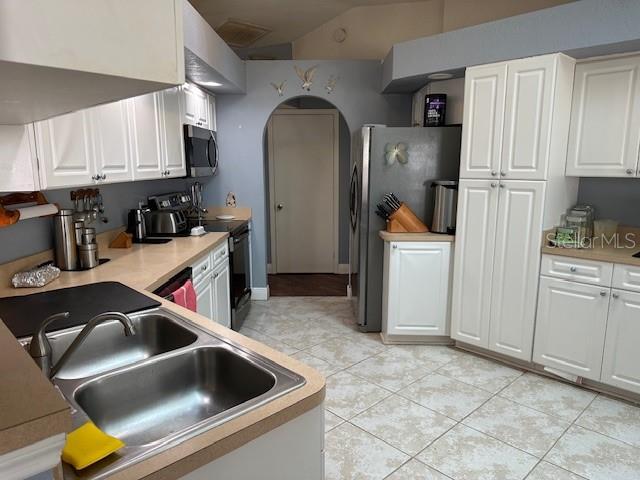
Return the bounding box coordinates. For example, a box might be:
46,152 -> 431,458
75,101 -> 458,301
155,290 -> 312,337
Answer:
184,124 -> 218,177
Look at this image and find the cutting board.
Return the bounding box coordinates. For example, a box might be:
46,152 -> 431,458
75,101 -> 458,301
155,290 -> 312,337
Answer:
0,282 -> 161,338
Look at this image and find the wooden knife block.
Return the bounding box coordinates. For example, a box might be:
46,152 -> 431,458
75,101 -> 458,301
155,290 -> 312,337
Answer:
386,203 -> 429,233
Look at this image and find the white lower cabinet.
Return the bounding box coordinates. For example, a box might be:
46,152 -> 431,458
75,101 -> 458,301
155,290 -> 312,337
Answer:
601,289 -> 640,394
194,274 -> 215,321
382,241 -> 452,338
212,261 -> 231,329
533,276 -> 609,381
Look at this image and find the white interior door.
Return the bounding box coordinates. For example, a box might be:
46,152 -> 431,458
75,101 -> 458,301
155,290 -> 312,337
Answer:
489,180 -> 545,361
268,110 -> 338,273
450,179 -> 500,348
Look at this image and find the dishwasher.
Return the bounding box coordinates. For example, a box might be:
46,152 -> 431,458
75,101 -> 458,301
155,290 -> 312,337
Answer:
152,267 -> 193,302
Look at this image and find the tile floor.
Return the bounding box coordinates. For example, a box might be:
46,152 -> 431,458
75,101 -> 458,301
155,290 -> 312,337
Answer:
240,297 -> 640,480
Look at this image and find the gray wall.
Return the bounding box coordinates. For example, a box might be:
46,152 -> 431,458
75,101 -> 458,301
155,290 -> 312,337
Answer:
208,60 -> 412,288
264,97 -> 351,265
0,177 -> 202,265
384,0 -> 640,92
578,177 -> 640,226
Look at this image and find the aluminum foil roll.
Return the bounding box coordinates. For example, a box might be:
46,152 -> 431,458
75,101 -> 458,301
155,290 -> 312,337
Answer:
12,264 -> 61,288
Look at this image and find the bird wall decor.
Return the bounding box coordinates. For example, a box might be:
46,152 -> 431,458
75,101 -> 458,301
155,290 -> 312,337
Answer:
294,65 -> 318,91
325,75 -> 338,94
270,80 -> 286,96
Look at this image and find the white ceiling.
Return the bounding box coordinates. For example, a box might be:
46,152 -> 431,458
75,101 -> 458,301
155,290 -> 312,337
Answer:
188,0 -> 425,48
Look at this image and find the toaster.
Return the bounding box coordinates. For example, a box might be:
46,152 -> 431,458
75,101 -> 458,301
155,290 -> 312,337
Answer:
144,210 -> 187,235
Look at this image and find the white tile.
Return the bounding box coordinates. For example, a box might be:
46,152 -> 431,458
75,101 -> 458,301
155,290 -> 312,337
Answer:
291,351 -> 342,377
418,424 -> 538,480
526,462 -> 585,480
325,371 -> 392,420
388,345 -> 463,368
499,373 -> 596,421
398,373 -> 492,421
324,409 -> 344,432
545,425 -> 640,480
325,423 -> 409,480
436,353 -> 523,393
385,459 -> 452,479
576,395 -> 640,448
238,327 -> 299,355
463,396 -> 569,457
347,349 -> 430,392
351,395 -> 455,456
306,336 -> 385,369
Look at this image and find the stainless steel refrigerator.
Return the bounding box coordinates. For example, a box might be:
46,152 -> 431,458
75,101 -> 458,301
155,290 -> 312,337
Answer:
348,125 -> 462,332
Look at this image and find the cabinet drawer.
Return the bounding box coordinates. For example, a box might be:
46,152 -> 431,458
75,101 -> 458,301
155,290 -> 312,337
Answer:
612,264 -> 640,293
191,253 -> 212,283
540,254 -> 613,286
211,241 -> 229,268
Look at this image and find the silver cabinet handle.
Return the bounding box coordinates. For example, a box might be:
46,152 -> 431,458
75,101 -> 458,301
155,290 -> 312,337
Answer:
626,169 -> 633,175
91,175 -> 99,181
202,265 -> 207,271
214,272 -> 219,279
570,266 -> 577,272
392,244 -> 398,249
600,291 -> 607,297
500,171 -> 506,176
101,174 -> 107,180
612,293 -> 619,299
490,182 -> 497,188
491,170 -> 497,176
499,183 -> 505,188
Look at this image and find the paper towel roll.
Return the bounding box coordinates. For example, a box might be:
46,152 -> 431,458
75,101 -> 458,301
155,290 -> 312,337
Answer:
16,204 -> 58,220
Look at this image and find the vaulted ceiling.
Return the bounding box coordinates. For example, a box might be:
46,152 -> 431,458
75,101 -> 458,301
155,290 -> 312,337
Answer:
188,0 -> 425,48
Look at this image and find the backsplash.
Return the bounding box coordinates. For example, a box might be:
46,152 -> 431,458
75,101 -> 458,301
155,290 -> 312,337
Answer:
0,178 -> 211,265
577,177 -> 640,227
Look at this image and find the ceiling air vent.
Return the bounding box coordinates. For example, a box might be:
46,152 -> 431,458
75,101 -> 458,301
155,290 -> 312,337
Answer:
215,19 -> 271,48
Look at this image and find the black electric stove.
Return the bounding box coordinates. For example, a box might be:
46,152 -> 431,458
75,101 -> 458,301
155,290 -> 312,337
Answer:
197,219 -> 248,235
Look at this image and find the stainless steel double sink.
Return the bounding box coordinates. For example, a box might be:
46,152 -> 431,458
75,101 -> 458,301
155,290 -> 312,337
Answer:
24,307 -> 305,479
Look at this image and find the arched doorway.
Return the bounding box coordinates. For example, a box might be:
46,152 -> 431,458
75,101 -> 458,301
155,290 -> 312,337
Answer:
264,96 -> 351,296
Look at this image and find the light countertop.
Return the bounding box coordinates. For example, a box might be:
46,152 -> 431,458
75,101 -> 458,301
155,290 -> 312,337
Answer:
379,231 -> 455,243
0,217 -> 325,479
541,227 -> 640,267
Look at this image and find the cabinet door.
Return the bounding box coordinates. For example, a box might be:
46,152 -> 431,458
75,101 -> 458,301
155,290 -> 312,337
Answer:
566,55 -> 640,177
212,262 -> 232,329
451,180 -> 499,347
0,125 -> 40,192
34,110 -> 94,189
195,276 -> 214,321
207,94 -> 217,131
601,289 -> 640,394
128,93 -> 164,180
160,87 -> 186,178
181,83 -> 208,127
501,56 -> 555,180
459,63 -> 507,179
385,242 -> 451,336
89,100 -> 132,184
489,180 -> 545,360
533,276 -> 609,381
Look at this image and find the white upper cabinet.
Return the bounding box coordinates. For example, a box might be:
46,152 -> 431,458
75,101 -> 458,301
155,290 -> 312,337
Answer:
501,57 -> 554,180
128,93 -> 164,180
461,54 -> 574,180
89,101 -> 133,184
181,83 -> 213,129
459,64 -> 507,179
451,179 -> 499,348
160,87 -> 186,178
489,180 -> 545,360
383,242 -> 452,337
0,125 -> 40,192
533,276 -> 609,381
34,110 -> 94,189
601,289 -> 640,394
566,54 -> 640,177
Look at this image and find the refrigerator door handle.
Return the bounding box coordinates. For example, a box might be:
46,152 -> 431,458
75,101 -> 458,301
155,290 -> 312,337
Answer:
349,163 -> 359,231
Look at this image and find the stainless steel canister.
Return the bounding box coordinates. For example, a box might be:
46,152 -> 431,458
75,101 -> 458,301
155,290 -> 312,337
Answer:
430,180 -> 458,234
80,227 -> 97,245
78,243 -> 99,270
53,209 -> 78,271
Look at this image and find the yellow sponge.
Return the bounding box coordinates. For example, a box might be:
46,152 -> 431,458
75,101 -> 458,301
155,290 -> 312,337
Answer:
62,422 -> 125,470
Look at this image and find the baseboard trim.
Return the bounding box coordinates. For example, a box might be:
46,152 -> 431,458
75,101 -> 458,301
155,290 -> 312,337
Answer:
267,263 -> 274,274
252,287 -> 270,301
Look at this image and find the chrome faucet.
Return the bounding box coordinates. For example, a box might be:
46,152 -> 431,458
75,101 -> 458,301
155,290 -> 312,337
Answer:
29,311 -> 136,379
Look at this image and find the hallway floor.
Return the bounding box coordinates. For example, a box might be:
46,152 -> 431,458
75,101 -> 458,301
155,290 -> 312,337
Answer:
241,297 -> 640,480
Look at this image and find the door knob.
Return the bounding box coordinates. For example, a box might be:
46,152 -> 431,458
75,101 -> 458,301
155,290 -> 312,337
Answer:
276,203 -> 284,210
